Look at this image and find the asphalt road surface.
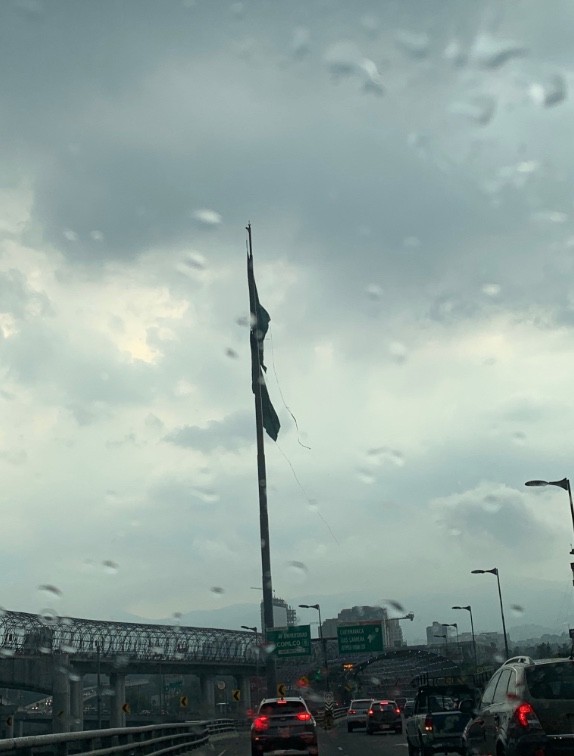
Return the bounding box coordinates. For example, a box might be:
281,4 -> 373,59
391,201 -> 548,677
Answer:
205,723 -> 409,756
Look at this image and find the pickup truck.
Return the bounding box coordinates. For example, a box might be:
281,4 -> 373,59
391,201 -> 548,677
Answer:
405,683 -> 478,756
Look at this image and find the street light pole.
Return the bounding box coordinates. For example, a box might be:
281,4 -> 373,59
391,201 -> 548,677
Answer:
242,626 -> 261,706
525,478 -> 574,552
299,604 -> 328,687
471,568 -> 510,660
433,633 -> 448,655
96,640 -> 102,729
452,605 -> 477,670
442,623 -> 459,661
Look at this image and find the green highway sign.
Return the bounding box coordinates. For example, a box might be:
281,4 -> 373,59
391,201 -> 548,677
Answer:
266,625 -> 312,657
337,623 -> 384,654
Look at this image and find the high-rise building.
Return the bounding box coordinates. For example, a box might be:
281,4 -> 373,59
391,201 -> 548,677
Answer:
260,597 -> 298,630
426,621 -> 457,646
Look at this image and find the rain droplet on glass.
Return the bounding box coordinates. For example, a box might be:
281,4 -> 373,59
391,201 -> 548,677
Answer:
357,467 -> 376,484
511,604 -> 525,617
530,74 -> 567,108
470,34 -> 526,69
38,584 -> 62,600
63,228 -> 78,242
192,487 -> 220,503
389,341 -> 408,364
286,560 -> 309,584
39,608 -> 60,626
394,30 -> 430,59
482,283 -> 501,297
90,230 -> 104,242
192,208 -> 222,227
292,27 -> 310,58
360,59 -> 384,95
210,586 -> 225,596
360,14 -> 380,37
366,283 -> 383,301
323,40 -> 363,79
225,348 -> 239,359
183,252 -> 206,270
381,599 -> 405,614
443,39 -> 467,67
102,560 -> 119,575
449,95 -> 497,125
482,494 -> 501,513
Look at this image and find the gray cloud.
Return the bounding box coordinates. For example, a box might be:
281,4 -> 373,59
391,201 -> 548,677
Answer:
164,411 -> 254,451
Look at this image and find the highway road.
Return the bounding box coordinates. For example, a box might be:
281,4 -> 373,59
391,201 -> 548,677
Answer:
208,724 -> 409,755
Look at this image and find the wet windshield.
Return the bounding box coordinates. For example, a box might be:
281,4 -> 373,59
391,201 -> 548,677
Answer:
2,0 -> 573,749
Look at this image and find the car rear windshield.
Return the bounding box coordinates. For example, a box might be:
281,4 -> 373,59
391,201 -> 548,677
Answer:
259,701 -> 308,715
351,700 -> 372,708
526,663 -> 574,700
371,702 -> 396,711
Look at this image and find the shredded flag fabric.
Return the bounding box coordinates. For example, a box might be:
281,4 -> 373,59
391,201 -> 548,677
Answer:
248,253 -> 281,441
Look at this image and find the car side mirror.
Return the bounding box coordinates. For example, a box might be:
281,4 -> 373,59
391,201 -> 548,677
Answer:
459,699 -> 475,715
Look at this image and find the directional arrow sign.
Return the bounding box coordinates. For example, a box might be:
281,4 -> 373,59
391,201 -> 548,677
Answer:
277,683 -> 287,698
179,695 -> 189,708
122,703 -> 131,715
232,689 -> 241,702
337,622 -> 384,654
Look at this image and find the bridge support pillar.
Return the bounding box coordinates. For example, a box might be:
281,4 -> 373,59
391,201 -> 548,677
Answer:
70,676 -> 84,731
238,675 -> 251,712
200,674 -> 215,717
110,672 -> 126,728
52,654 -> 71,733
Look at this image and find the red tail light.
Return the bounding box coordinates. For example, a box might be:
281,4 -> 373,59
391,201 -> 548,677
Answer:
348,709 -> 356,714
424,714 -> 433,732
253,716 -> 269,730
368,710 -> 374,716
296,712 -> 312,721
395,708 -> 401,715
513,702 -> 540,728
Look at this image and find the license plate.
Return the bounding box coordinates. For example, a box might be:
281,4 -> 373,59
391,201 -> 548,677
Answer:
279,727 -> 290,737
381,724 -> 390,729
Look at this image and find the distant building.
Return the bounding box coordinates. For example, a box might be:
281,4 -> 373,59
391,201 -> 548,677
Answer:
321,605 -> 405,649
260,597 -> 298,630
426,621 -> 457,646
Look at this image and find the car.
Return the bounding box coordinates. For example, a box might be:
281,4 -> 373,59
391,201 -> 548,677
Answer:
366,699 -> 403,735
403,699 -> 415,718
346,698 -> 374,732
463,655 -> 574,756
250,696 -> 318,756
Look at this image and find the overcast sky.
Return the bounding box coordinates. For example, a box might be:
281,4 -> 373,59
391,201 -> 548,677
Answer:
2,0 -> 574,644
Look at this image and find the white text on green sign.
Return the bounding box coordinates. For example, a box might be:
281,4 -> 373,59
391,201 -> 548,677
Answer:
266,625 -> 312,657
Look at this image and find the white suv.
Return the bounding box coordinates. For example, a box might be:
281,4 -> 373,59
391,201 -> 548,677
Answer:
346,698 -> 374,732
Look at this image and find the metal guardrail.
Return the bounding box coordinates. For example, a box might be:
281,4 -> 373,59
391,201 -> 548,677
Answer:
314,706 -> 347,724
0,718 -> 237,755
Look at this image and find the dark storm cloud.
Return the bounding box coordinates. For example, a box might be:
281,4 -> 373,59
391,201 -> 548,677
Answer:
0,0 -> 512,280
164,410 -> 254,451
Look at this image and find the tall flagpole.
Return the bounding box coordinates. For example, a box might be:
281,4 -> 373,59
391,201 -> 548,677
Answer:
246,222 -> 277,697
